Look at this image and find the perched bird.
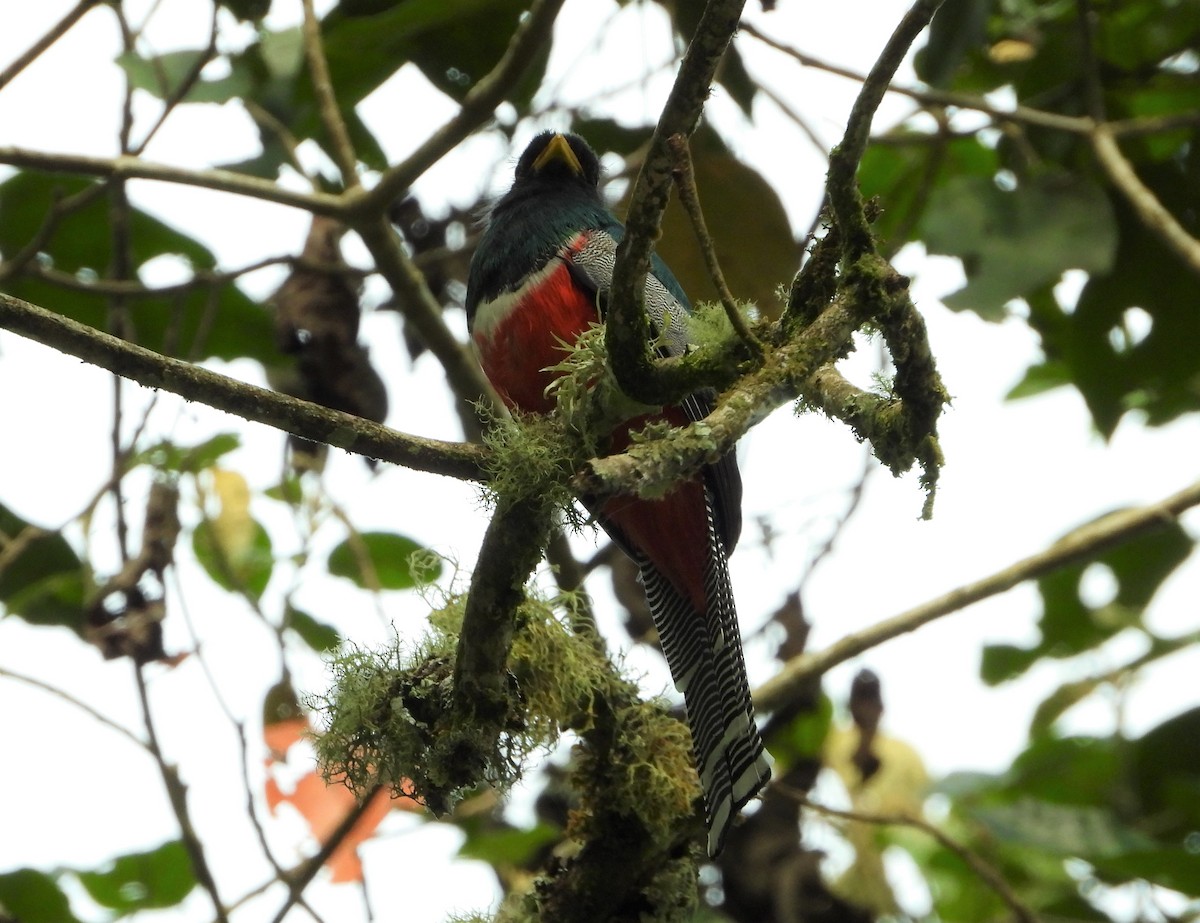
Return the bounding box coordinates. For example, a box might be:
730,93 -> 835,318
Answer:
466,131 -> 770,855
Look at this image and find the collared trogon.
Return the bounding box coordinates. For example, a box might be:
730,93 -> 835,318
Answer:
466,131 -> 770,856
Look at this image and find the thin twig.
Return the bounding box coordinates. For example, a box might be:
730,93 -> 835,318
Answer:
0,667 -> 149,751
755,478 -> 1200,712
300,0 -> 359,188
784,789 -> 1041,923
744,21 -> 1200,140
268,786 -> 386,923
666,133 -> 762,353
0,147 -> 344,216
358,0 -> 568,217
827,0 -> 944,261
133,664 -> 230,923
0,0 -> 99,92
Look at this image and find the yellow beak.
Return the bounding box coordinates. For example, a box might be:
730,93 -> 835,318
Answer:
531,133 -> 584,175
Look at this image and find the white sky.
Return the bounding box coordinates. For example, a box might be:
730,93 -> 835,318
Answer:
1,1 -> 1198,921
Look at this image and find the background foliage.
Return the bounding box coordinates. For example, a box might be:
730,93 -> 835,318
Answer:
1,0 -> 1198,920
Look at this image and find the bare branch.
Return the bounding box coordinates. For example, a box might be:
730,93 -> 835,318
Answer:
1092,125 -> 1200,277
827,0 -> 944,261
0,147 -> 344,216
0,667 -> 149,752
300,0 -> 360,188
755,478 -> 1200,712
0,291 -> 487,481
360,0 -> 568,216
786,789 -> 1041,923
0,0 -> 99,92
666,133 -> 762,353
133,664 -> 229,923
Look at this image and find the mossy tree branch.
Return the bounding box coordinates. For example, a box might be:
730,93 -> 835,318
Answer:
605,0 -> 750,406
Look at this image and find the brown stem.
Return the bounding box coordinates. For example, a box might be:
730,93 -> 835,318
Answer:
0,291 -> 487,481
755,478 -> 1200,711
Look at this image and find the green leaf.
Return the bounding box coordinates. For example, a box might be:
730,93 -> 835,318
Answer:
973,798 -> 1157,859
0,869 -> 81,923
76,841 -> 196,914
116,50 -> 252,104
0,173 -> 279,369
922,172 -> 1118,320
999,734 -> 1121,808
1093,847 -> 1200,893
284,605 -> 341,652
326,532 -> 438,590
192,518 -> 274,600
457,822 -> 559,866
633,125 -> 800,320
1055,165 -> 1200,436
763,693 -> 833,771
980,511 -> 1191,682
914,0 -> 995,87
0,502 -> 84,632
1005,359 -> 1072,400
134,434 -> 241,474
1127,706 -> 1200,839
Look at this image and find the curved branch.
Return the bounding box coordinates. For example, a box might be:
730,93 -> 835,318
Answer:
0,291 -> 487,481
358,0 -> 568,217
787,790 -> 1040,923
0,147 -> 344,216
754,478 -> 1200,713
827,0 -> 944,261
1092,125 -> 1200,277
606,0 -> 749,405
0,0 -> 100,92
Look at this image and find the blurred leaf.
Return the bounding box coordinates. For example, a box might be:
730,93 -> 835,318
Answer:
193,471 -> 273,599
1005,359 -> 1072,400
973,798 -> 1156,859
284,605 -> 341,652
193,518 -> 274,599
1042,162 -> 1200,436
859,133 -> 999,251
715,45 -> 757,114
1028,674 -> 1106,736
922,172 -> 1118,319
220,0 -> 270,20
133,433 -> 241,474
0,502 -> 84,632
116,50 -> 252,103
633,126 -> 799,320
263,676 -> 304,728
458,822 -> 559,866
914,0 -> 995,87
995,734 -> 1121,808
1093,847 -> 1200,893
326,532 -> 438,590
0,869 -> 81,923
1127,706 -> 1200,838
0,173 -> 279,368
76,841 -> 196,914
980,511 -> 1190,683
577,118 -> 652,159
764,692 -> 832,771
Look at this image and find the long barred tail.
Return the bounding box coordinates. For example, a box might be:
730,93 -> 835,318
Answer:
637,488 -> 771,856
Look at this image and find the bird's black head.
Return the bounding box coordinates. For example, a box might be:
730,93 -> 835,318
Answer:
513,131 -> 601,191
